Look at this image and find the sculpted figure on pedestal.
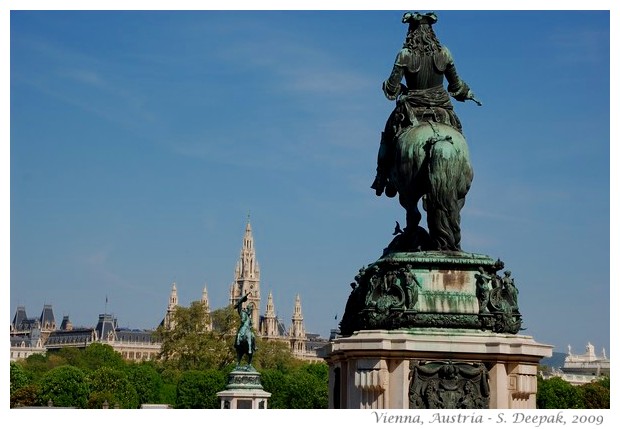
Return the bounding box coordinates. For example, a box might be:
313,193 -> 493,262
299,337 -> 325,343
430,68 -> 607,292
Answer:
372,12 -> 480,252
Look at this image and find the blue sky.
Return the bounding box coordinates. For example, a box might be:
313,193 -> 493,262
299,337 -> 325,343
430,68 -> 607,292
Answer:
6,6 -> 613,359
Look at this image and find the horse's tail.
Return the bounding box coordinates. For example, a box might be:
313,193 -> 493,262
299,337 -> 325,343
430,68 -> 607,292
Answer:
426,135 -> 473,250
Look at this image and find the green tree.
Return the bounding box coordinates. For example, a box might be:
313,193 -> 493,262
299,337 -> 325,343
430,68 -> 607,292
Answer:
54,347 -> 84,367
285,368 -> 328,409
11,384 -> 41,408
158,367 -> 181,408
125,362 -> 163,405
81,343 -> 125,372
176,369 -> 227,409
209,305 -> 241,366
537,376 -> 585,409
38,365 -> 90,408
300,362 -> 329,382
596,376 -> 610,390
157,302 -> 237,371
579,379 -> 610,408
260,368 -> 288,409
88,366 -> 139,409
10,362 -> 31,396
21,353 -> 53,382
260,364 -> 328,409
87,391 -> 117,409
253,338 -> 297,371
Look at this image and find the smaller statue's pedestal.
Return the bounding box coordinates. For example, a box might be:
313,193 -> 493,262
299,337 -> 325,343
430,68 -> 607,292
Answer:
217,367 -> 271,409
320,329 -> 552,409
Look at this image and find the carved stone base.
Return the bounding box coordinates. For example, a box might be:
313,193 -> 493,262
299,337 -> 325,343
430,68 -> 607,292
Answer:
319,329 -> 552,409
217,368 -> 271,409
226,367 -> 264,389
339,251 -> 522,335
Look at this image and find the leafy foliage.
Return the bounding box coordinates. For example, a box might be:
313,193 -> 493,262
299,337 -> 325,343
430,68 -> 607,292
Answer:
158,382 -> 178,408
285,367 -> 328,408
579,377 -> 610,409
54,347 -> 84,367
87,391 -> 118,409
260,368 -> 289,408
175,369 -> 227,409
537,376 -> 585,409
537,376 -> 611,409
157,302 -> 238,371
595,375 -> 610,390
80,343 -> 126,372
261,363 -> 329,409
88,366 -> 139,408
125,362 -> 164,405
253,337 -> 297,371
11,384 -> 41,408
300,362 -> 329,381
21,353 -> 58,382
38,365 -> 90,408
10,362 -> 31,395
157,366 -> 182,407
9,302 -> 331,409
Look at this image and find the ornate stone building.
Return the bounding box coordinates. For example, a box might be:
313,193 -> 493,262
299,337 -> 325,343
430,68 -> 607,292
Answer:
171,217 -> 324,361
10,306 -> 160,362
10,306 -> 46,361
542,343 -> 611,386
10,218 -> 327,363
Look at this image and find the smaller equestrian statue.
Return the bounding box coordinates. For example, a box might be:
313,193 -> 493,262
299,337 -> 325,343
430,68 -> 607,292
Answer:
234,292 -> 257,369
371,12 -> 481,253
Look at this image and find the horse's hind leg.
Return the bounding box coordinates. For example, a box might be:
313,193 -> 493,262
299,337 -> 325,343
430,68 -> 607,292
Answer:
399,192 -> 422,233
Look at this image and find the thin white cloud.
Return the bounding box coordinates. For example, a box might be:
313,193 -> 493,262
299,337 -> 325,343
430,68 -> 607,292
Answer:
14,36 -> 157,128
58,68 -> 106,87
218,33 -> 374,96
279,67 -> 372,95
547,22 -> 609,64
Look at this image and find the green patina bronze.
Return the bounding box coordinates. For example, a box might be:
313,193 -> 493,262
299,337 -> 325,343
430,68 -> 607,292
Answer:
371,11 -> 480,253
339,12 -> 522,338
339,252 -> 521,336
340,11 -> 524,345
225,369 -> 264,390
234,292 -> 257,370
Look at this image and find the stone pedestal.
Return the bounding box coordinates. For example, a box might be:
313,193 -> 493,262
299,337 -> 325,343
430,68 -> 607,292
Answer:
330,250 -> 552,409
340,251 -> 522,336
217,367 -> 271,409
320,329 -> 552,409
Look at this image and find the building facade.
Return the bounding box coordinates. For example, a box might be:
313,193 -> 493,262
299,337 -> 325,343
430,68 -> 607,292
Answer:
11,307 -> 159,362
10,218 -> 327,363
542,342 -> 611,386
197,218 -> 325,360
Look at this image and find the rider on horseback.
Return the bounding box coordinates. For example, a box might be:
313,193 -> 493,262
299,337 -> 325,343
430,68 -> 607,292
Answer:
371,12 -> 479,198
234,292 -> 256,367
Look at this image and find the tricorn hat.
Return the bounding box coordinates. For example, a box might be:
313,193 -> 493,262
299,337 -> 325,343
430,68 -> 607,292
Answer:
402,11 -> 438,26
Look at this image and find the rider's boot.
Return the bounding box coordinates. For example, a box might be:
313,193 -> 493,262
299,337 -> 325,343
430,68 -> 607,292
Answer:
372,173 -> 397,198
371,132 -> 398,198
371,132 -> 389,196
371,174 -> 386,196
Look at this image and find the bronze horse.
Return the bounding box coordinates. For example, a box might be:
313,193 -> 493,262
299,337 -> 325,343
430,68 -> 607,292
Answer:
387,120 -> 473,253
